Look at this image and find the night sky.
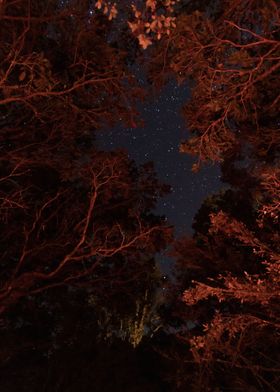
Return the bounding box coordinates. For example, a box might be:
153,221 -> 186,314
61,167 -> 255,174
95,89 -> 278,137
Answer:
97,78 -> 223,237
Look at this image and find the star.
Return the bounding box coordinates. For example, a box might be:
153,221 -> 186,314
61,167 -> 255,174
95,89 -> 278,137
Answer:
97,79 -> 222,236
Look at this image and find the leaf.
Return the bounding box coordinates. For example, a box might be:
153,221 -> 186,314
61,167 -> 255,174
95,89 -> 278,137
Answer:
95,0 -> 102,9
128,21 -> 138,33
138,34 -> 152,49
191,163 -> 200,173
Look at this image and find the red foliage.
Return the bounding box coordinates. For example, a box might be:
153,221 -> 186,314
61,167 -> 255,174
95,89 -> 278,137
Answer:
0,0 -> 173,314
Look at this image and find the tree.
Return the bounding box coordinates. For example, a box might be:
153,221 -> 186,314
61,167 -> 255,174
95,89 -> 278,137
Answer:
169,166 -> 280,390
0,0 -> 145,130
145,1 -> 280,389
1,147 -> 173,311
0,3 -> 175,389
0,0 -> 173,314
148,0 -> 280,167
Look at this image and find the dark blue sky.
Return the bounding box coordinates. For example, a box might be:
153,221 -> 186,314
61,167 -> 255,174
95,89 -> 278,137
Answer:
97,79 -> 222,236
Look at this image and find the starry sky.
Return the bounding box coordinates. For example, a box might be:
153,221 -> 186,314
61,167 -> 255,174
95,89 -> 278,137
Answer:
97,78 -> 222,237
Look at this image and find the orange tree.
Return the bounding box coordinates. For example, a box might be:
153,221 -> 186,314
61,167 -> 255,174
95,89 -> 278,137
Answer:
0,0 -> 172,314
170,175 -> 279,389
146,1 -> 280,390
148,0 -> 279,166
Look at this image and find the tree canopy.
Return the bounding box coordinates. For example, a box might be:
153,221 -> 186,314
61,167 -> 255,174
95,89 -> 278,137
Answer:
0,0 -> 279,391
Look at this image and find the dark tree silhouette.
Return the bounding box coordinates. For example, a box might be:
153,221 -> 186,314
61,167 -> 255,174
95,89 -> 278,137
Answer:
0,3 -> 174,389
1,1 -> 279,391
0,0 -> 172,314
144,1 -> 280,390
